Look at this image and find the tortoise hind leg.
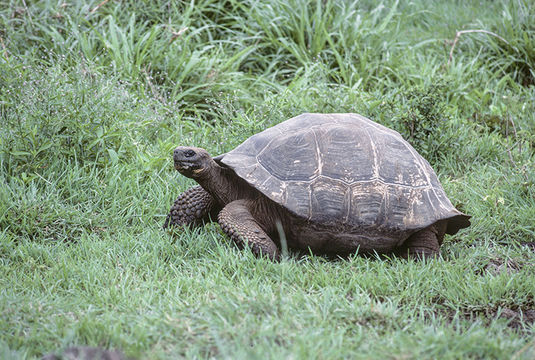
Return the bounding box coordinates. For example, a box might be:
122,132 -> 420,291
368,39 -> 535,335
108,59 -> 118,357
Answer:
397,221 -> 447,260
164,185 -> 219,229
218,200 -> 280,261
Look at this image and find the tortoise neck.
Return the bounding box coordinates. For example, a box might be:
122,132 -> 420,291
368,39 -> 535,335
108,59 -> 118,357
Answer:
194,163 -> 249,206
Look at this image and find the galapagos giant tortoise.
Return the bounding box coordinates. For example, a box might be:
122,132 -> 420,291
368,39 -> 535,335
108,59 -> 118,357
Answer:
164,113 -> 470,260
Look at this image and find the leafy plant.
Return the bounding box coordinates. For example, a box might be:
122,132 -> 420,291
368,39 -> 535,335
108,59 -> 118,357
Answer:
378,81 -> 457,162
0,61 -> 144,176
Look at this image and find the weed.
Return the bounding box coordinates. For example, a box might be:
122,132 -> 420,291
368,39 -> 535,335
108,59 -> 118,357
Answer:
376,81 -> 457,162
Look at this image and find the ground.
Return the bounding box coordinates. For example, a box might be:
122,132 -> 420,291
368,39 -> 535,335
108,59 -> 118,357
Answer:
0,0 -> 534,359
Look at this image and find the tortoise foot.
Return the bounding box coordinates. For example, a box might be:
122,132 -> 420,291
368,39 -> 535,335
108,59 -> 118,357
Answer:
218,200 -> 280,261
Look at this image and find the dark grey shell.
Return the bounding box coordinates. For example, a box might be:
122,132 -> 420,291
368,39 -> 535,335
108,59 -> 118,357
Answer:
219,113 -> 470,237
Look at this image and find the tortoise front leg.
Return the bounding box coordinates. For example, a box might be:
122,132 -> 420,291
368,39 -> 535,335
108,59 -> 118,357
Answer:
164,185 -> 219,229
218,200 -> 280,261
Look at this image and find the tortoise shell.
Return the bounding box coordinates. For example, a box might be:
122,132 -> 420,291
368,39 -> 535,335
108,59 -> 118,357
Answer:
219,113 -> 470,236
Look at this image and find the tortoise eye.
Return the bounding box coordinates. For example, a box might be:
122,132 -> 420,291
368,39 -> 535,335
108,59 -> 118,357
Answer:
184,149 -> 196,158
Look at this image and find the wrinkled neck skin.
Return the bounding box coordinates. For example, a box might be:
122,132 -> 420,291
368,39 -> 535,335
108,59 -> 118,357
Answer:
191,159 -> 291,237
191,161 -> 251,206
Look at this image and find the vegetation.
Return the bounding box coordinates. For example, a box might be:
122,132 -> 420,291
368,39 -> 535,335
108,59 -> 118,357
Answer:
1,0 -> 534,358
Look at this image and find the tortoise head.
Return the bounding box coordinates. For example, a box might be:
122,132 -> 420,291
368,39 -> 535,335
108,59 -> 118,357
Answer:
173,146 -> 214,179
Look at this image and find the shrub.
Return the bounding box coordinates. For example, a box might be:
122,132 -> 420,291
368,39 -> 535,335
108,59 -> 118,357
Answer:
0,61 -> 144,176
376,81 -> 458,163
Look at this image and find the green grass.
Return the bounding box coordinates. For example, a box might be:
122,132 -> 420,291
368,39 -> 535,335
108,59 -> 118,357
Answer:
1,0 -> 534,359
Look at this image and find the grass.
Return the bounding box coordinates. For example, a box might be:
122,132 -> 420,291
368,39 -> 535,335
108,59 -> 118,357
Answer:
0,0 -> 534,359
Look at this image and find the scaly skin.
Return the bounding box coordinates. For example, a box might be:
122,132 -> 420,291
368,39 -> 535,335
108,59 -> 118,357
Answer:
218,199 -> 280,261
396,220 -> 447,259
163,185 -> 218,229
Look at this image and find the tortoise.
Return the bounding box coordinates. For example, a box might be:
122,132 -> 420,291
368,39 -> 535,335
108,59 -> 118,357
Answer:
164,113 -> 470,260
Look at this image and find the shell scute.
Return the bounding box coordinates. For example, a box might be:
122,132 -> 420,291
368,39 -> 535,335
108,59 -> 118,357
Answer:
310,177 -> 350,225
257,129 -> 319,181
316,125 -> 376,183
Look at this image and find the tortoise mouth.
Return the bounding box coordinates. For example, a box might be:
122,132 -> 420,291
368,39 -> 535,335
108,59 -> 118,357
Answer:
174,160 -> 200,172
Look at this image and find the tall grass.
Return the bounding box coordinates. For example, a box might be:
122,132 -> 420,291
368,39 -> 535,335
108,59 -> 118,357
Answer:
0,0 -> 534,359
